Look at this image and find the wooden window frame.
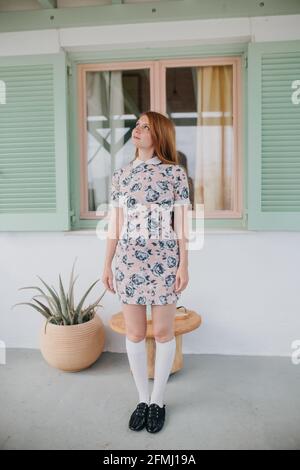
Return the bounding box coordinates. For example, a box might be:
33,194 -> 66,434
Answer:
76,56 -> 243,222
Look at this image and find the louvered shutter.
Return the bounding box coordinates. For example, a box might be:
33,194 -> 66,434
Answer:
0,52 -> 70,231
248,40 -> 300,230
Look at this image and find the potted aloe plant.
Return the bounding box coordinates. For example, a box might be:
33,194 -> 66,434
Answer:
12,257 -> 107,372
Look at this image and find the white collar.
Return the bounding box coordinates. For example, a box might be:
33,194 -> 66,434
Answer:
132,155 -> 161,167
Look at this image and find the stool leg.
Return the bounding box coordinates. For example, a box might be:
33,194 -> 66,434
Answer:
146,337 -> 155,379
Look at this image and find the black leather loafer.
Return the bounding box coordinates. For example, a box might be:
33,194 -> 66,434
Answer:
146,403 -> 166,433
128,402 -> 149,431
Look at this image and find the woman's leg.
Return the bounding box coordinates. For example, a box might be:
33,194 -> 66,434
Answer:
123,303 -> 149,405
150,302 -> 177,407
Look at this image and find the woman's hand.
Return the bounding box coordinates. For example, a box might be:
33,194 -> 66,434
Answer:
174,264 -> 189,293
102,265 -> 116,294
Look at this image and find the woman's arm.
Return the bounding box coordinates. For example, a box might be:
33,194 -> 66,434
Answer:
173,203 -> 190,293
102,206 -> 124,293
104,206 -> 124,266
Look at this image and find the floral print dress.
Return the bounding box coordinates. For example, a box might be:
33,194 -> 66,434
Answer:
110,155 -> 190,305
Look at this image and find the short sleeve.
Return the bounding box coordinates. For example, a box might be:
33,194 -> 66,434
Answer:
110,168 -> 121,208
173,165 -> 191,206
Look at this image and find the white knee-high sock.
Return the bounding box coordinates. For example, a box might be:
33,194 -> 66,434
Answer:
125,337 -> 150,405
150,337 -> 176,407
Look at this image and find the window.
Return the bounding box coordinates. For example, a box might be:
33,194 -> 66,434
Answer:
77,57 -> 243,222
2,44 -> 300,233
77,62 -> 152,219
163,58 -> 242,218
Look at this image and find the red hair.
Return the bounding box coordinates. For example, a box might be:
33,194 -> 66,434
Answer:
134,111 -> 179,165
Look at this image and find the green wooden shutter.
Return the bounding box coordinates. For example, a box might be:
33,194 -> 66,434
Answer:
248,40 -> 300,230
0,52 -> 70,231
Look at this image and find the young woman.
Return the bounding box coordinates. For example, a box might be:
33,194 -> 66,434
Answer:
102,111 -> 190,433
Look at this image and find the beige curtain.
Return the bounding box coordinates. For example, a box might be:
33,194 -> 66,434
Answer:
194,65 -> 233,212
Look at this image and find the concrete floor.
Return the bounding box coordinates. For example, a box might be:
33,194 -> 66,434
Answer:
0,349 -> 300,450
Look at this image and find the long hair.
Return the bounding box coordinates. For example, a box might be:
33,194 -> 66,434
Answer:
133,111 -> 179,165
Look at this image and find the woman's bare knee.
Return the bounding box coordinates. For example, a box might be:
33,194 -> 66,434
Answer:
151,303 -> 176,342
122,303 -> 147,341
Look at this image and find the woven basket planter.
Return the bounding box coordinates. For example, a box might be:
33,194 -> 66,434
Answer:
39,314 -> 105,372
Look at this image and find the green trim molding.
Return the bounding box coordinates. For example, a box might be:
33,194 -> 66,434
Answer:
0,0 -> 300,33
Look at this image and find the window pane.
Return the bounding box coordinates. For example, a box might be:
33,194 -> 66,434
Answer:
166,65 -> 234,213
85,69 -> 150,212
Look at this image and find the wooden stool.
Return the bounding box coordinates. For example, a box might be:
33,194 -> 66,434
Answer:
109,306 -> 202,379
